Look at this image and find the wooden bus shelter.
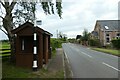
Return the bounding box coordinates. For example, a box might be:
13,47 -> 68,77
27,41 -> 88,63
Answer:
11,22 -> 52,69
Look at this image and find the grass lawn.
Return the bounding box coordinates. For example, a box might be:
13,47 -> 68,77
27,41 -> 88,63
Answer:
92,48 -> 120,56
1,42 -> 10,49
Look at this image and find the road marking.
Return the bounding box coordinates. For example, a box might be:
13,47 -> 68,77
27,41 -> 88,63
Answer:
64,52 -> 70,64
81,52 -> 93,58
71,70 -> 73,77
64,51 -> 74,78
62,52 -> 66,78
102,62 -> 120,72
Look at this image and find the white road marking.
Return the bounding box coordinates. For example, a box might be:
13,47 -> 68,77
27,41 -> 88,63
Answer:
64,52 -> 70,64
71,70 -> 73,77
64,51 -> 74,78
102,62 -> 120,72
62,52 -> 66,78
81,52 -> 93,58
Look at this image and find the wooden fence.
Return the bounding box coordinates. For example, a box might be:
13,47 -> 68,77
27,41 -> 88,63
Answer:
0,49 -> 11,58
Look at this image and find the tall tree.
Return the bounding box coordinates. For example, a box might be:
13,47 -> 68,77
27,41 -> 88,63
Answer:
0,0 -> 62,62
81,29 -> 90,46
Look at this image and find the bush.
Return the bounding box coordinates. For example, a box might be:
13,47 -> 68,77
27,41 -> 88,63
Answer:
50,38 -> 64,51
111,39 -> 120,49
89,39 -> 100,47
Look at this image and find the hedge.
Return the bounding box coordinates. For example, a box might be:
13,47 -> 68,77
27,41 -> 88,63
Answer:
50,38 -> 64,51
89,39 -> 100,47
111,39 -> 120,49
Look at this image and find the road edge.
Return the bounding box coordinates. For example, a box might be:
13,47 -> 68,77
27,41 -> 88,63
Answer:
63,49 -> 73,78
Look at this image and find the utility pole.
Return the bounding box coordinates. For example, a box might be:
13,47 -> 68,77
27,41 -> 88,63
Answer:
33,2 -> 38,71
57,30 -> 58,39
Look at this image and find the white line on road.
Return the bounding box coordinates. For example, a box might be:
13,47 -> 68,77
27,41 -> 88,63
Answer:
64,52 -> 70,64
64,52 -> 74,78
71,70 -> 73,77
102,62 -> 120,72
81,52 -> 93,58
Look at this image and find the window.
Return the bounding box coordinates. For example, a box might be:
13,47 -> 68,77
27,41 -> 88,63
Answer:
20,36 -> 33,53
117,33 -> 120,36
105,26 -> 109,29
22,39 -> 24,50
116,33 -> 120,39
106,34 -> 109,36
106,38 -> 110,43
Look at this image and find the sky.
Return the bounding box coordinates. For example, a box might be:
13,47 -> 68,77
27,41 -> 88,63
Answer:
0,0 -> 119,40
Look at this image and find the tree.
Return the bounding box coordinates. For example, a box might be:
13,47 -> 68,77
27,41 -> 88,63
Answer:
81,29 -> 90,46
0,0 -> 62,62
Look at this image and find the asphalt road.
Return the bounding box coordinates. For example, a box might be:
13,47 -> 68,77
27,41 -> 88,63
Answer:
62,43 -> 119,78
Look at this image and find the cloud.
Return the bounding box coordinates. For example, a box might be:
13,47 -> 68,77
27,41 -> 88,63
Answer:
0,31 -> 8,40
0,0 -> 119,40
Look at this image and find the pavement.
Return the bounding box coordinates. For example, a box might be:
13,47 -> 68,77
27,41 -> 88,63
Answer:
43,48 -> 65,78
47,48 -> 64,72
46,48 -> 73,78
62,43 -> 119,78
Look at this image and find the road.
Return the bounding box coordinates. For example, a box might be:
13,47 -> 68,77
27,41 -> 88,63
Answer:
62,43 -> 119,78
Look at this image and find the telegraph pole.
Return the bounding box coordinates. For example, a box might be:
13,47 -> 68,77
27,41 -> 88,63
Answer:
33,2 -> 38,71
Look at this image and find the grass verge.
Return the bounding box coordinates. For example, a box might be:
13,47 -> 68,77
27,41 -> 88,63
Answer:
92,48 -> 120,56
2,49 -> 64,78
2,58 -> 32,78
2,57 -> 64,78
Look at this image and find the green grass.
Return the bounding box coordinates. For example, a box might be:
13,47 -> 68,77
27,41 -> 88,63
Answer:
2,57 -> 64,78
31,68 -> 64,78
0,42 -> 11,57
2,58 -> 32,78
0,52 -> 11,57
52,49 -> 56,57
92,48 -> 120,56
1,42 -> 10,49
1,50 -> 11,53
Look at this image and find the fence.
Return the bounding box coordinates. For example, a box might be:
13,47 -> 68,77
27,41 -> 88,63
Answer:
0,49 -> 11,58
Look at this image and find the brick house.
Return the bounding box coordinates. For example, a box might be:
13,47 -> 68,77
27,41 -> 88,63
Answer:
91,20 -> 120,46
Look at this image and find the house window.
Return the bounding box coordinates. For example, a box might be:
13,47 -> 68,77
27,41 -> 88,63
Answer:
117,33 -> 120,36
116,33 -> 120,39
106,34 -> 109,36
106,38 -> 110,42
22,39 -> 24,50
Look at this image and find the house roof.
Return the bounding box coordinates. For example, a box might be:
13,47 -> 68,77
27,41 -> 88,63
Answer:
11,21 -> 53,36
96,20 -> 120,31
76,35 -> 82,39
91,31 -> 98,36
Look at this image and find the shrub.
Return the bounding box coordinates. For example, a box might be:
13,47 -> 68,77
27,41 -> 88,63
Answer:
50,38 -> 64,51
111,39 -> 120,49
89,39 -> 100,47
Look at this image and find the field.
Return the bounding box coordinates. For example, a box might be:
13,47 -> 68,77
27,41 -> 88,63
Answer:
0,42 -> 11,58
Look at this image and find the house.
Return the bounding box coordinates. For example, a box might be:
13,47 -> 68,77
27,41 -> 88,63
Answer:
91,20 -> 120,46
11,22 -> 52,69
76,35 -> 82,44
76,35 -> 82,40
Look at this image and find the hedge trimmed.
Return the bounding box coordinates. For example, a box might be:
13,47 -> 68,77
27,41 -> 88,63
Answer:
111,39 -> 120,49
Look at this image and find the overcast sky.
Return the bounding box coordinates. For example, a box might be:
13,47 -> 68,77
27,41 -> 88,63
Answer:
0,0 -> 119,40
